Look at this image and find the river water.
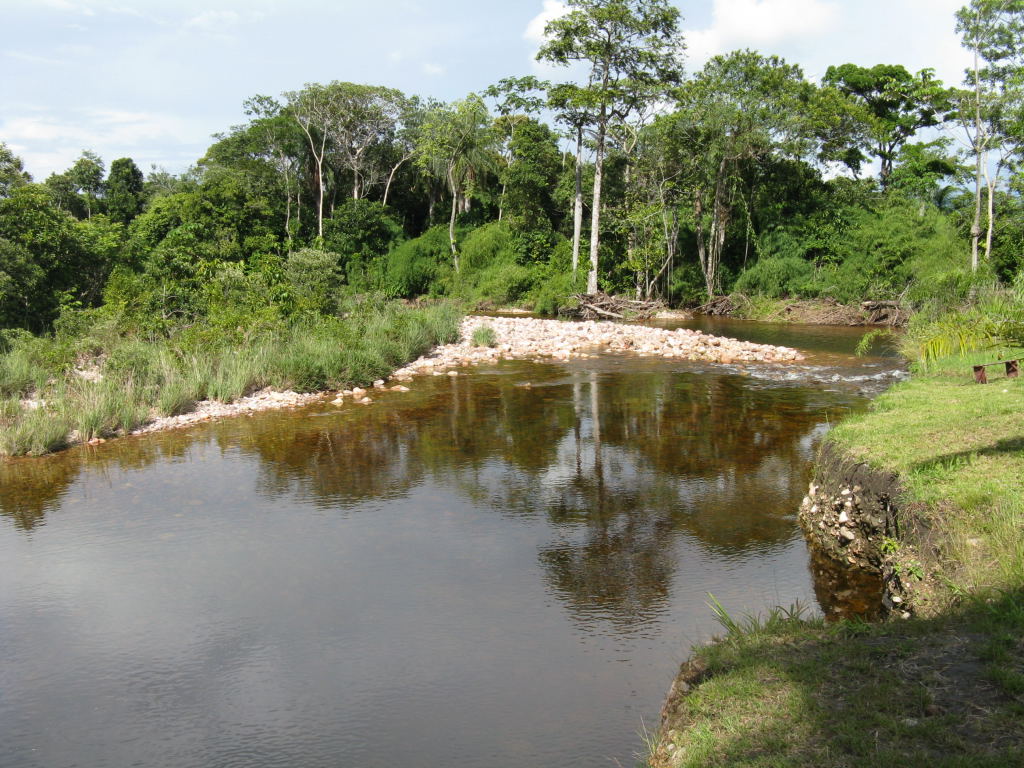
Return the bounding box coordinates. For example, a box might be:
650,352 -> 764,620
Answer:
0,319 -> 900,768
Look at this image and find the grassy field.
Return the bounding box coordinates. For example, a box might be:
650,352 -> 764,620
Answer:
651,349 -> 1024,767
0,298 -> 461,457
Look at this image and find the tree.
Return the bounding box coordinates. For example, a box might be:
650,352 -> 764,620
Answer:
415,95 -> 497,270
105,157 -> 145,224
382,95 -> 432,208
321,82 -> 406,201
485,76 -> 550,221
956,0 -> 1024,270
284,82 -> 337,239
0,143 -> 32,198
548,82 -> 594,276
238,95 -> 308,247
673,50 -> 817,297
823,63 -> 953,187
68,150 -> 106,219
537,0 -> 684,294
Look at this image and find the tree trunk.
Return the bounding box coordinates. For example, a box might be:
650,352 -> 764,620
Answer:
572,126 -> 584,275
588,120 -> 606,295
316,158 -> 325,239
984,161 -> 995,261
449,190 -> 460,272
971,40 -> 983,272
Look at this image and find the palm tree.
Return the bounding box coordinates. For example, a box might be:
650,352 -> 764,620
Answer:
415,95 -> 498,271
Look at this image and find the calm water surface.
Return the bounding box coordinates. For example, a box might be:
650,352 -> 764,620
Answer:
0,320 -> 900,768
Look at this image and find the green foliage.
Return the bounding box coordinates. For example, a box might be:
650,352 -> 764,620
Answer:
285,248 -> 342,313
823,62 -> 954,183
376,225 -> 453,298
903,285 -> 1024,365
106,157 -> 145,224
0,297 -> 462,456
733,195 -> 968,305
524,239 -> 587,314
323,199 -> 403,270
0,142 -> 32,198
733,255 -> 815,298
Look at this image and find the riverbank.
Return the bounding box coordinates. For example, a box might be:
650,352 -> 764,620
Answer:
2,312 -> 805,457
0,301 -> 462,457
701,295 -> 908,327
650,349 -> 1024,766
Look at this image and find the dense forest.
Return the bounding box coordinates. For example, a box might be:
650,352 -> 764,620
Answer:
2,0 -> 1024,453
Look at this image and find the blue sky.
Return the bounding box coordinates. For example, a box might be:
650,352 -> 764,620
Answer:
3,0 -> 969,179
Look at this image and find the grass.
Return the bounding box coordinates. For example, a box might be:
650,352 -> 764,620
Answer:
650,349 -> 1024,767
653,594 -> 1024,768
471,324 -> 497,348
0,299 -> 462,457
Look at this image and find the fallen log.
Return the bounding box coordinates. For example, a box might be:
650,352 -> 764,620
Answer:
562,292 -> 666,321
581,302 -> 624,319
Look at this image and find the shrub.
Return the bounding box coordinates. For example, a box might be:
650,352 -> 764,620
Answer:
733,255 -> 815,299
285,248 -> 342,314
377,226 -> 453,298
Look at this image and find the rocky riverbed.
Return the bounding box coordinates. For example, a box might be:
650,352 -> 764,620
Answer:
128,316 -> 804,434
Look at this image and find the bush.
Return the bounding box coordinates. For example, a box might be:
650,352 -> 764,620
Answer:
733,255 -> 815,299
376,226 -> 453,298
285,248 -> 342,314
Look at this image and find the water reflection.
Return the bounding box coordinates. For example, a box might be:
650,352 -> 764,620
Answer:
2,356 -> 861,625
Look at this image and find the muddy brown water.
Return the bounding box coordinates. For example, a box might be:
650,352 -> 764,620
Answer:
0,319 -> 900,768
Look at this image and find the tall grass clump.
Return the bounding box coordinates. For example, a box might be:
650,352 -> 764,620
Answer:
472,325 -> 497,347
0,405 -> 72,457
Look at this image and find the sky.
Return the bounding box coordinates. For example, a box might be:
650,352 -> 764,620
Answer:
2,0 -> 972,180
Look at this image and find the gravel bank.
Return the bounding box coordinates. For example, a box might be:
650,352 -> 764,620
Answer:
390,316 -> 803,379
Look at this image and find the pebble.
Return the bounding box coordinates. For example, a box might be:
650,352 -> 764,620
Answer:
131,388 -> 322,435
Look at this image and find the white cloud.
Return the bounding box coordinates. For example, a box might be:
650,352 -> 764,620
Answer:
4,50 -> 69,67
683,0 -> 971,90
422,62 -> 446,76
1,108 -> 199,178
34,0 -> 95,15
687,0 -> 840,69
524,0 -> 568,45
185,10 -> 241,31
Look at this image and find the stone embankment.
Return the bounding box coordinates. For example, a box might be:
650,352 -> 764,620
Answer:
127,316 -> 804,435
797,443 -> 914,617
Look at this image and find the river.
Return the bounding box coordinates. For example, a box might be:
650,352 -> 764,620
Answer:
0,318 -> 901,768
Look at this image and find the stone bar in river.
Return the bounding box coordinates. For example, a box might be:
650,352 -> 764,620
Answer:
391,316 -> 803,379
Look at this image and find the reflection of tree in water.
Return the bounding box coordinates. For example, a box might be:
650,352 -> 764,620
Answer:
0,456 -> 80,530
232,366 -> 575,508
0,357 -> 861,627
0,432 -> 195,531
